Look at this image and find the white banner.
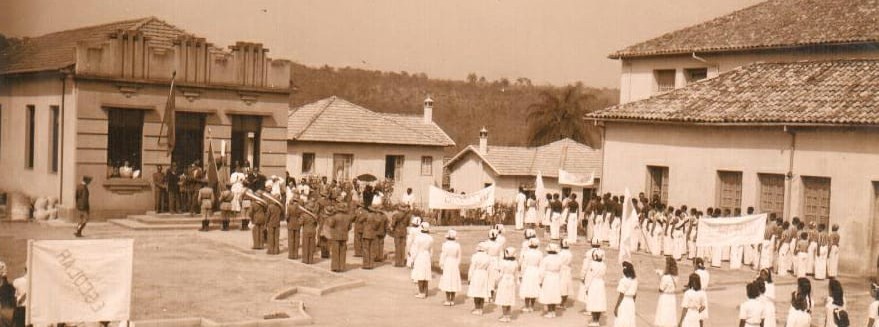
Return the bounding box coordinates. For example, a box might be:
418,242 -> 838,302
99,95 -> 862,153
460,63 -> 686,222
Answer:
558,169 -> 595,187
429,185 -> 495,209
696,214 -> 767,247
28,239 -> 134,324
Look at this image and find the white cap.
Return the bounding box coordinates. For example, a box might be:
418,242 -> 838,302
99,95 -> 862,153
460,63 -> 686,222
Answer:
504,247 -> 516,258
488,229 -> 499,239
446,229 -> 457,240
547,243 -> 560,253
494,224 -> 505,233
528,238 -> 540,248
420,222 -> 430,232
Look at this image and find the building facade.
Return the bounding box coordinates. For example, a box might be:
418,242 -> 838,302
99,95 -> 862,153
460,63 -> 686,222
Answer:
286,97 -> 455,206
445,130 -> 602,204
0,17 -> 291,219
593,0 -> 879,275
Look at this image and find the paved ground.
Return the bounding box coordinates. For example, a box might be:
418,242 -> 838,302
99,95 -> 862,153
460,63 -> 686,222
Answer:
1,221 -> 873,326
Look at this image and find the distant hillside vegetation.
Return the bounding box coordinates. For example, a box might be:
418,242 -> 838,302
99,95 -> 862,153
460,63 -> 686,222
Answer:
289,62 -> 618,154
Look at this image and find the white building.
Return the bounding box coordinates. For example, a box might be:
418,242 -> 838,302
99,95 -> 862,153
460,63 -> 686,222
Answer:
445,128 -> 602,204
286,96 -> 455,206
591,0 -> 879,275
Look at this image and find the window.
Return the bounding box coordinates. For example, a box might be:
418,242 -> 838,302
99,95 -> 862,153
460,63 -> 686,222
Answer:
231,115 -> 261,170
646,166 -> 669,205
301,153 -> 315,175
333,153 -> 353,181
107,109 -> 144,172
758,173 -> 785,217
421,156 -> 433,176
385,155 -> 404,181
49,106 -> 60,173
802,176 -> 831,226
685,68 -> 708,85
25,105 -> 35,169
654,69 -> 676,93
716,171 -> 743,213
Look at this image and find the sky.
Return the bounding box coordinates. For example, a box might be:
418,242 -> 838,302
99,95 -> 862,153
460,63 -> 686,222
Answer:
0,0 -> 764,89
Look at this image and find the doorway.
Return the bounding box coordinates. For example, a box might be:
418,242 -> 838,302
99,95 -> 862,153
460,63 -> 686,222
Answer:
172,113 -> 205,169
231,115 -> 261,171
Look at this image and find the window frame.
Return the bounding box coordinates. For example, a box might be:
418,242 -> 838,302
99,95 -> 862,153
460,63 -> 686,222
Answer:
301,152 -> 315,175
25,105 -> 35,169
106,108 -> 145,176
653,69 -> 676,93
716,170 -> 743,213
757,173 -> 785,217
646,165 -> 669,205
684,68 -> 708,85
801,176 -> 831,227
333,153 -> 354,181
420,156 -> 433,176
49,105 -> 60,173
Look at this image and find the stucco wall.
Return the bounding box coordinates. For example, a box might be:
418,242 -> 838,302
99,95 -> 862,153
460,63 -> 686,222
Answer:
601,122 -> 879,274
287,141 -> 446,206
618,47 -> 879,103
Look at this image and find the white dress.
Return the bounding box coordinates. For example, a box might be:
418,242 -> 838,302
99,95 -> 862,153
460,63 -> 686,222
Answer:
681,289 -> 707,327
784,309 -> 811,327
538,253 -> 563,305
759,237 -> 775,270
229,172 -> 246,212
515,192 -> 526,230
609,217 -> 621,248
467,252 -> 492,299
777,241 -> 791,277
494,259 -> 518,306
582,260 -> 607,312
814,243 -> 828,280
694,268 -> 710,319
486,239 -> 503,289
761,287 -> 777,327
565,209 -> 579,244
438,241 -> 462,293
549,211 -> 562,240
519,248 -> 542,299
410,233 -> 433,282
654,274 -> 678,327
868,300 -> 879,327
613,277 -> 638,327
739,298 -> 765,327
558,249 -> 573,297
524,199 -> 538,224
824,297 -> 844,327
806,241 -> 817,275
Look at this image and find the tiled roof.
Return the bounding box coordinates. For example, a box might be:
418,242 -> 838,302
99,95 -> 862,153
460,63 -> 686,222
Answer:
587,60 -> 879,125
445,138 -> 602,178
287,96 -> 456,147
609,0 -> 879,59
0,17 -> 193,74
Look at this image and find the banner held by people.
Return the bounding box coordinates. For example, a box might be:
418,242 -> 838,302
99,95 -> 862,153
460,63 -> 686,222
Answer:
557,169 -> 595,187
695,214 -> 767,247
27,239 -> 134,325
428,185 -> 495,210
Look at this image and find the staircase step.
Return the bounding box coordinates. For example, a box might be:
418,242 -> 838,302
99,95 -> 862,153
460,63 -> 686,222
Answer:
110,219 -> 241,231
130,215 -> 244,225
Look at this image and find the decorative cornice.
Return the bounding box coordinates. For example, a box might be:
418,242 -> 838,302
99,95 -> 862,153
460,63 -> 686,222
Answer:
239,92 -> 259,105
116,83 -> 142,98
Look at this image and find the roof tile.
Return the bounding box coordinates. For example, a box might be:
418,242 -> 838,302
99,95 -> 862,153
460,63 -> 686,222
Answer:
446,139 -> 602,178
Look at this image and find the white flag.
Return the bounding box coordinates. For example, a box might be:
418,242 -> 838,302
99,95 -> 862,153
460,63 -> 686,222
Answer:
28,239 -> 134,324
618,188 -> 639,263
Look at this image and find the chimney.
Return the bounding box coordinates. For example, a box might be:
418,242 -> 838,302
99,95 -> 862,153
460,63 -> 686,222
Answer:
479,127 -> 488,154
423,95 -> 434,124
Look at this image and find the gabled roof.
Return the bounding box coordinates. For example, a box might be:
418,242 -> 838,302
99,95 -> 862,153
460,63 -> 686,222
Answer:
0,17 -> 193,75
587,60 -> 879,125
445,138 -> 602,178
609,0 -> 879,59
287,96 -> 456,147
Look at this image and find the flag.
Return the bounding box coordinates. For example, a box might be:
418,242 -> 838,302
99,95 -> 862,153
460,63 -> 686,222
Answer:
158,72 -> 177,156
206,134 -> 219,191
535,171 -> 546,223
618,187 -> 639,263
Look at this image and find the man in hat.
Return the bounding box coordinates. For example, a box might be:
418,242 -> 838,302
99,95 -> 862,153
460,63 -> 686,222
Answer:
373,205 -> 388,264
300,200 -> 320,264
197,180 -> 215,231
265,191 -> 284,255
74,176 -> 92,237
391,204 -> 412,267
328,202 -> 354,272
352,204 -> 369,258
317,188 -> 332,259
287,197 -> 302,260
361,205 -> 381,269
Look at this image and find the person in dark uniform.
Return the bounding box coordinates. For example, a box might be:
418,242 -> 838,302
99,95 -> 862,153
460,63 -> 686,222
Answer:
74,176 -> 92,237
353,204 -> 368,258
166,164 -> 180,213
287,197 -> 302,260
246,190 -> 268,250
300,201 -> 319,264
218,185 -> 234,231
198,181 -> 215,231
361,205 -> 379,269
152,165 -> 167,213
188,162 -> 204,216
391,204 -> 412,267
317,189 -> 332,259
374,207 -> 388,263
265,192 -> 284,255
328,202 -> 354,272
0,261 -> 16,327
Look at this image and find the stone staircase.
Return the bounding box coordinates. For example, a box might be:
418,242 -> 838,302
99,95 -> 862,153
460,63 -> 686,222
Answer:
109,212 -> 247,231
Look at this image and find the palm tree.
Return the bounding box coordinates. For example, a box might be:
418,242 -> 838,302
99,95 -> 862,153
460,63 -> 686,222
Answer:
526,86 -> 600,147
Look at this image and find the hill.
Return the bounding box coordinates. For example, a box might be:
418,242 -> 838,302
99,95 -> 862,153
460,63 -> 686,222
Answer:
289,62 -> 618,154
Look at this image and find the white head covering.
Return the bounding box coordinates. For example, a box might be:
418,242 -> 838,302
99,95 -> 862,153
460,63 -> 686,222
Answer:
524,228 -> 536,239
494,224 -> 505,234
560,238 -> 570,249
264,180 -> 273,188
546,243 -> 560,253
488,229 -> 499,239
446,229 -> 457,240
411,216 -> 422,226
420,222 -> 430,232
528,237 -> 540,248
477,241 -> 490,252
592,248 -> 606,261
503,247 -> 516,258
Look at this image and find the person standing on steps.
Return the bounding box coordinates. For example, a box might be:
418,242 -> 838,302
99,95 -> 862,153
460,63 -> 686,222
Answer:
74,176 -> 92,237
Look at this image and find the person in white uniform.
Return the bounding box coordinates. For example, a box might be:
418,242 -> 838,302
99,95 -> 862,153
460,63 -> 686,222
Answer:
519,237 -> 542,313
515,187 -> 527,230
679,273 -> 707,327
467,242 -> 492,315
692,258 -> 710,322
785,296 -> 811,327
612,261 -> 638,327
438,229 -> 461,306
495,247 -> 519,323
558,239 -> 574,308
485,229 -> 503,301
867,282 -> 879,327
538,242 -> 563,318
524,194 -> 539,228
757,269 -> 777,327
814,223 -> 829,280
824,279 -> 846,327
410,222 -> 434,299
654,256 -> 679,327
739,282 -> 766,327
564,194 -> 580,245
582,247 -> 607,326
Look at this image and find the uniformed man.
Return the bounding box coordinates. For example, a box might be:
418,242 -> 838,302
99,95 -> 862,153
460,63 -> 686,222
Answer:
265,191 -> 284,255
188,162 -> 204,215
391,203 -> 412,267
329,202 -> 354,272
152,165 -> 167,213
166,163 -> 180,213
74,176 -> 92,237
317,189 -> 332,259
374,207 -> 389,263
353,205 -> 368,257
300,200 -> 320,264
287,197 -> 302,260
361,205 -> 379,269
246,190 -> 268,250
197,181 -> 215,231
